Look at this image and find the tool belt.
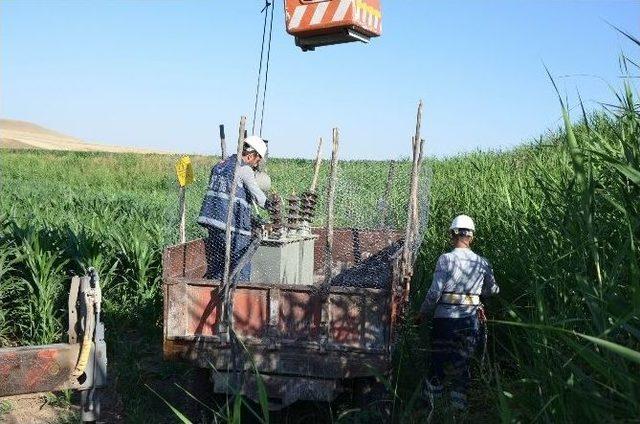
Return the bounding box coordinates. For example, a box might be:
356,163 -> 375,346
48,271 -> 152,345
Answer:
439,292 -> 481,306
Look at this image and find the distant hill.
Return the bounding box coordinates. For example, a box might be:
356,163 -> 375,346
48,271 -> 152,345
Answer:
0,119 -> 167,154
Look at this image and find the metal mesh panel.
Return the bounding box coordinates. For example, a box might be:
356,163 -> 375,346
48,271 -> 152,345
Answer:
192,156 -> 430,290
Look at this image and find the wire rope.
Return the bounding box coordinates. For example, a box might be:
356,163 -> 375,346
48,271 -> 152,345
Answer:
251,0 -> 272,135
258,0 -> 275,137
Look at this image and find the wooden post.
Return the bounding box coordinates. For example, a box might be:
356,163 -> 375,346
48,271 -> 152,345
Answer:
221,116 -> 246,332
323,129 -> 339,292
410,138 -> 425,262
318,129 -> 338,347
403,100 -> 423,278
178,186 -> 186,243
219,124 -> 227,160
310,137 -> 323,193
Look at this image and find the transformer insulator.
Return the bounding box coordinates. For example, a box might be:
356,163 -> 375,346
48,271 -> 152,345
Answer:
287,193 -> 301,230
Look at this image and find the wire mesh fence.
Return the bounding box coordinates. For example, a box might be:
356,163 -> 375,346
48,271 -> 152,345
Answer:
192,145 -> 431,292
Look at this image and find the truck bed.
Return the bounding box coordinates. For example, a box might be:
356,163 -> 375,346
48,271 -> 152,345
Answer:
162,228 -> 406,404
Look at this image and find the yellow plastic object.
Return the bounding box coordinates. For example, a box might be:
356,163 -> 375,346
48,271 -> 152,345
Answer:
176,156 -> 194,187
72,301 -> 95,377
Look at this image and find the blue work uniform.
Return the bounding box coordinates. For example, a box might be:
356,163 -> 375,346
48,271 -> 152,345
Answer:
197,154 -> 266,281
420,247 -> 499,410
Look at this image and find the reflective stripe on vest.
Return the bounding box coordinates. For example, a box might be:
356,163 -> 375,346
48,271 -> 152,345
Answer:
197,216 -> 252,236
197,155 -> 252,234
439,293 -> 481,306
205,190 -> 250,208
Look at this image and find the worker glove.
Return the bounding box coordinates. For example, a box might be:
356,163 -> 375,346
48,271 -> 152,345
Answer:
264,198 -> 274,210
265,193 -> 280,211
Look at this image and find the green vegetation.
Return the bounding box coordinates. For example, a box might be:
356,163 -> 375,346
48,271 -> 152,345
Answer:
0,400 -> 13,417
1,50 -> 639,423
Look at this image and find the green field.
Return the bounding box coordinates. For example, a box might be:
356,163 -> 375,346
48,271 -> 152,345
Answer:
1,82 -> 639,421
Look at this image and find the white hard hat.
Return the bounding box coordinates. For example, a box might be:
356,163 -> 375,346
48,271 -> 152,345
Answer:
450,214 -> 475,232
244,135 -> 267,158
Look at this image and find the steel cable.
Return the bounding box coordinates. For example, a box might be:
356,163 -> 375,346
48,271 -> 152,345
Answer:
251,0 -> 271,135
258,0 -> 275,137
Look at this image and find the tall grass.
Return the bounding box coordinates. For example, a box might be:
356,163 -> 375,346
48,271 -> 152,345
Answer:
1,48 -> 639,422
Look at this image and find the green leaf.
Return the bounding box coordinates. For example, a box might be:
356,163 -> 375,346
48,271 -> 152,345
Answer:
145,384 -> 193,424
492,320 -> 640,365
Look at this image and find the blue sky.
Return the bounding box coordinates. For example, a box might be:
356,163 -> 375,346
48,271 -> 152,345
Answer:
1,1 -> 637,159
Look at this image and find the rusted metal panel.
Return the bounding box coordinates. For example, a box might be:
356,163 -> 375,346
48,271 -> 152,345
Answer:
0,344 -> 80,396
330,293 -> 363,347
278,290 -> 321,340
184,239 -> 206,278
163,239 -> 206,279
165,279 -> 188,339
232,288 -> 269,337
364,294 -> 390,350
187,285 -> 222,336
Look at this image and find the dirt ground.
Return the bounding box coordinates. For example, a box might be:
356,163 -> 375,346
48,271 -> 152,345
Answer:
0,383 -> 124,424
1,393 -> 83,424
0,364 -> 341,424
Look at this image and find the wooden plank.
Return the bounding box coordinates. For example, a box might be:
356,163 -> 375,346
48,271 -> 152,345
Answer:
0,344 -> 81,396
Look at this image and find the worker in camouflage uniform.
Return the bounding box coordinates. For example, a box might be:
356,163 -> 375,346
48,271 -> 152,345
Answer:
198,136 -> 269,281
418,215 -> 499,412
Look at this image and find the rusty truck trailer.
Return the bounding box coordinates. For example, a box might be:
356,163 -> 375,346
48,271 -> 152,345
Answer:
162,228 -> 408,406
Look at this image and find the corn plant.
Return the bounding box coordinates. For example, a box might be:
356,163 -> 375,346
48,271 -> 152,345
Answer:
0,38 -> 639,421
18,228 -> 68,345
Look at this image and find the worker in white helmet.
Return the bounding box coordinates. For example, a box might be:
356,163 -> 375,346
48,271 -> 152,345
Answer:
197,135 -> 270,281
417,214 -> 499,413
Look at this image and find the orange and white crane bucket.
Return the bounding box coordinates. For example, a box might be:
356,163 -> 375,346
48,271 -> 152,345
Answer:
284,0 -> 382,51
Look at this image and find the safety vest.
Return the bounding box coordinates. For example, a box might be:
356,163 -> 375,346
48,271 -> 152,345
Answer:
197,155 -> 253,236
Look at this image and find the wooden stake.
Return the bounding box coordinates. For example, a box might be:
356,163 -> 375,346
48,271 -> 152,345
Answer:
310,137 -> 323,193
410,138 -> 425,262
219,124 -> 227,160
403,100 -> 424,277
323,129 -> 339,291
221,116 -> 246,331
178,186 -> 186,244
